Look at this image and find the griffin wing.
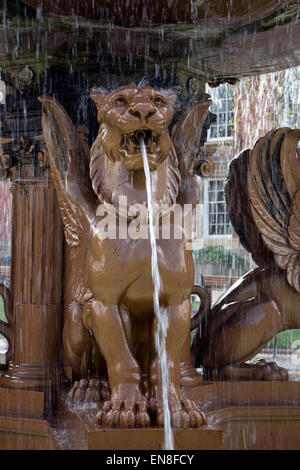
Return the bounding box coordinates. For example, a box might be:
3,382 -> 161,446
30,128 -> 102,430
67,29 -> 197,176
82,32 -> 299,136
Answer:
39,96 -> 97,246
172,100 -> 211,173
248,127 -> 300,292
171,100 -> 211,205
225,147 -> 274,267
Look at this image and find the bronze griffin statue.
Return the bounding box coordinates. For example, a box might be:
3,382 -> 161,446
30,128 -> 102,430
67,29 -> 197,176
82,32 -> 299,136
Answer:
40,81 -> 300,430
192,128 -> 300,381
39,85 -> 210,428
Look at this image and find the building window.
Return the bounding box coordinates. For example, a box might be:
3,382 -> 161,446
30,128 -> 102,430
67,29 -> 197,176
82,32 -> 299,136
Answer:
278,66 -> 300,129
284,90 -> 300,128
0,80 -> 5,105
204,179 -> 232,236
206,83 -> 234,140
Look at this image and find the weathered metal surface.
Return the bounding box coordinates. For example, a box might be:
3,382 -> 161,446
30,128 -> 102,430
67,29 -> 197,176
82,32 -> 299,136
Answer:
0,1 -> 299,86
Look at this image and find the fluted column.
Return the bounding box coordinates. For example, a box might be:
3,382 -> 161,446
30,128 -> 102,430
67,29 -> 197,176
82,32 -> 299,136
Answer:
1,143 -> 64,391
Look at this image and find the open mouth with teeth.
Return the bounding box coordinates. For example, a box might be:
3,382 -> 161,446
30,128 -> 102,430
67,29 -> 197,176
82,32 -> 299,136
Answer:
119,129 -> 161,171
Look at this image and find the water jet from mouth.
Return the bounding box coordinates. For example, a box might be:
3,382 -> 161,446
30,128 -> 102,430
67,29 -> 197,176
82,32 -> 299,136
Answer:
140,136 -> 174,450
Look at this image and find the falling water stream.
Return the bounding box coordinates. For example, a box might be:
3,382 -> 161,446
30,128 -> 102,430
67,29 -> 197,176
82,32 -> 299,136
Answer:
140,137 -> 174,450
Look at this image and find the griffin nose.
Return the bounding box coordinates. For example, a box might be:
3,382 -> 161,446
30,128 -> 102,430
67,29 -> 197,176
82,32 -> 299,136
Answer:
128,103 -> 156,121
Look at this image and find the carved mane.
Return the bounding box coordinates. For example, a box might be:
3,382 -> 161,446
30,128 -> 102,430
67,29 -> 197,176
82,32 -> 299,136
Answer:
90,124 -> 181,215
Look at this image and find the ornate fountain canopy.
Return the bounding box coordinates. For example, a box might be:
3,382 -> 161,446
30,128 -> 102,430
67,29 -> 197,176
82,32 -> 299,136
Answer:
0,0 -> 299,90
19,0 -> 291,25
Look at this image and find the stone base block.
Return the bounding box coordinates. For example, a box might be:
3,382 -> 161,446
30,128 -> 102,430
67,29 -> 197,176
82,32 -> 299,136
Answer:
54,396 -> 222,450
0,387 -> 45,419
0,416 -> 60,450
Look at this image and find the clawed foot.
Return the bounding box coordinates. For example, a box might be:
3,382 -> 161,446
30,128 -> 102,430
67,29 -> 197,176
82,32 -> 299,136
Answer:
67,378 -> 111,407
92,380 -> 206,428
95,399 -> 150,427
150,385 -> 206,429
95,383 -> 150,428
208,359 -> 289,381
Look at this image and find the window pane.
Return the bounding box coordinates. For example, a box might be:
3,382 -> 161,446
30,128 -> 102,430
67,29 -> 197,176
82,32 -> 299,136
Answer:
207,83 -> 234,139
207,179 -> 232,236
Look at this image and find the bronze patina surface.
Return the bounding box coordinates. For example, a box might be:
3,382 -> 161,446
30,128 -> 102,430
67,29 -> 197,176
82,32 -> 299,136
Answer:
192,128 -> 300,381
39,85 -> 210,428
1,1 -> 300,91
0,0 -> 300,451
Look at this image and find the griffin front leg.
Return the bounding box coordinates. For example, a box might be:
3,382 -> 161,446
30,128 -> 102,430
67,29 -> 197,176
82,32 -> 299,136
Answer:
90,301 -> 150,427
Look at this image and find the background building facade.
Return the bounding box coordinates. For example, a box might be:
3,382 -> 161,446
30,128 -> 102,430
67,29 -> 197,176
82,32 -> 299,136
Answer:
194,67 -> 300,301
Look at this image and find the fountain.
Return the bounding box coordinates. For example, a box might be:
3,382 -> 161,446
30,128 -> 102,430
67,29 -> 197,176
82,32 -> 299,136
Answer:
140,136 -> 174,449
0,0 -> 300,451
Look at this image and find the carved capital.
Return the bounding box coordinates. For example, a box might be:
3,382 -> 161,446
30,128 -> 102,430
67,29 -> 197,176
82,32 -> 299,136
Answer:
0,147 -> 11,180
0,136 -> 48,181
0,67 -> 35,96
193,152 -> 215,177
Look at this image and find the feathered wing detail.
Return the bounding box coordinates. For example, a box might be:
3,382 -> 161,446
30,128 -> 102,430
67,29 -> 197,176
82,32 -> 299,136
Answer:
171,100 -> 211,205
39,96 -> 97,246
225,148 -> 274,267
248,127 -> 300,292
172,100 -> 211,173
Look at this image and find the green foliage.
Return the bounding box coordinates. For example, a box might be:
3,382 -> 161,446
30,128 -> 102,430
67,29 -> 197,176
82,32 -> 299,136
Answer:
0,296 -> 6,323
266,330 -> 300,349
193,246 -> 249,268
0,296 -> 6,341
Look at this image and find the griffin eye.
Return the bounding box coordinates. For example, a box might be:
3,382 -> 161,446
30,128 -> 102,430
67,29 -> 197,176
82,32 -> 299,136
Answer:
154,96 -> 165,106
114,96 -> 126,106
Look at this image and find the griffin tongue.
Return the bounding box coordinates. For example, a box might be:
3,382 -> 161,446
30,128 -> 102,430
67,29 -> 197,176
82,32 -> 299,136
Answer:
151,141 -> 157,153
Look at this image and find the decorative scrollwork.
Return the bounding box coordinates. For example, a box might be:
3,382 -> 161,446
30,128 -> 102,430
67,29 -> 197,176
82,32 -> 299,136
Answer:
0,136 -> 47,179
0,150 -> 11,179
16,66 -> 34,94
193,156 -> 215,177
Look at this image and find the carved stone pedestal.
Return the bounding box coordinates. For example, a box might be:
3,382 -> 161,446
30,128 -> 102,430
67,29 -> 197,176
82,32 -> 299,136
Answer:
185,380 -> 300,450
0,387 -> 45,418
54,392 -> 222,450
0,415 -> 60,450
72,426 -> 223,451
1,381 -> 300,449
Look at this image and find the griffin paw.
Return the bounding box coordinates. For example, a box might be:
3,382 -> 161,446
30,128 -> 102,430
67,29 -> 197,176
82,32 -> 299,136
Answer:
153,398 -> 206,428
209,360 -> 289,381
67,378 -> 110,407
95,399 -> 151,427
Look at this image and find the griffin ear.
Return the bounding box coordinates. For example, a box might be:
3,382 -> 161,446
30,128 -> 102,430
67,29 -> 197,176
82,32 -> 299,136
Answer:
164,89 -> 180,111
90,87 -> 108,122
90,86 -> 107,108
